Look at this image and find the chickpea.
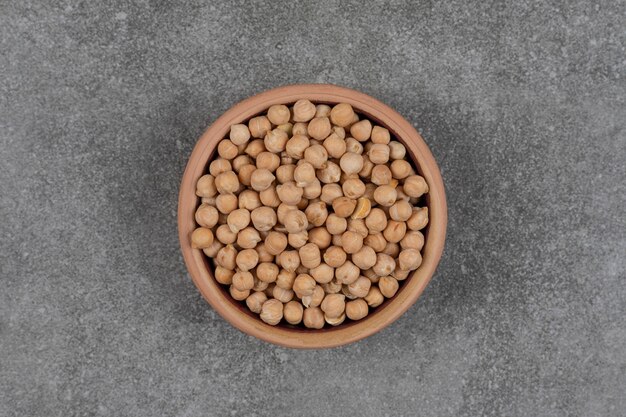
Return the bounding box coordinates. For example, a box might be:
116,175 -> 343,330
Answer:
342,178 -> 366,199
237,227 -> 262,249
323,246 -> 347,268
227,209 -> 250,233
279,250 -> 300,272
256,152 -> 280,172
345,299 -> 369,320
265,231 -> 288,255
308,227 -> 332,249
217,139 -> 238,160
216,245 -> 237,270
260,299 -> 283,325
246,291 -> 267,314
244,139 -> 266,158
293,162 -> 316,187
216,224 -> 237,244
259,186 -> 281,208
303,307 -> 325,329
309,262 -> 334,284
292,99 -> 316,122
371,165 -> 392,185
373,253 -> 396,277
389,200 -> 412,222
398,248 -> 423,271
214,171 -> 239,195
321,293 -> 346,318
339,152 -> 364,175
323,132 -> 347,158
368,144 -> 390,164
388,141 -> 406,160
365,208 -> 388,233
335,260 -> 360,284
296,197 -> 309,210
341,230 -> 363,254
320,183 -> 343,204
390,160 -> 412,179
317,161 -> 341,184
283,300 -> 304,325
285,134 -> 310,159
195,204 -> 219,228
232,155 -> 252,172
305,201 -> 328,227
407,207 -> 429,231
293,274 -> 316,298
248,116 -> 272,138
371,126 -> 390,144
379,276 -> 399,298
347,218 -> 369,238
403,175 -> 429,198
350,119 -> 372,142
256,262 -> 279,283
264,128 -> 289,153
283,209 -> 308,233
373,185 -> 397,207
393,267 -> 411,281
322,280 -> 342,294
236,248 -> 259,272
332,197 -> 357,218
215,194 -> 238,214
330,103 -> 355,127
267,104 -> 290,125
250,168 -> 275,192
307,116 -> 332,140
229,124 -> 251,146
303,144 -> 328,169
299,243 -> 321,269
214,266 -> 234,285
232,271 -> 254,291
196,175 -> 217,197
351,245 -> 377,269
191,227 -> 214,249
326,214 -> 348,235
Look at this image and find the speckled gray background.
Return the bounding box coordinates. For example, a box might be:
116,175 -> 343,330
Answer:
1,1 -> 625,416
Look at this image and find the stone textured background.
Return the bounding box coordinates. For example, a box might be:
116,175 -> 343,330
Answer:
1,1 -> 625,416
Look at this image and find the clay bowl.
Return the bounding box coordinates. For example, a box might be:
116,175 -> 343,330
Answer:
178,84 -> 447,349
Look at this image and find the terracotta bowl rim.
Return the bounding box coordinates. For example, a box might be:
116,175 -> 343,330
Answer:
178,83 -> 447,349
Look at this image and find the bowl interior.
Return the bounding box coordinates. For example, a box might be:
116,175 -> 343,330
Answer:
178,84 -> 446,348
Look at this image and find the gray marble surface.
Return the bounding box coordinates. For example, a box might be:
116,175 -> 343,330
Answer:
1,1 -> 625,416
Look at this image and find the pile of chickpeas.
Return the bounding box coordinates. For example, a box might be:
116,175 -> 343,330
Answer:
191,100 -> 429,329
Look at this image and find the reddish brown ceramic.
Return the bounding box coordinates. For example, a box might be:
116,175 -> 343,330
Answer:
178,84 -> 447,349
